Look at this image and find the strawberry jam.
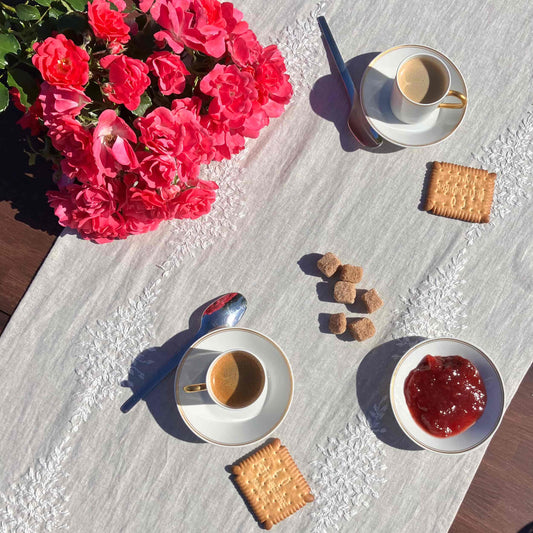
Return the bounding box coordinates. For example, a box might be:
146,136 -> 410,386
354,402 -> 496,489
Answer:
404,355 -> 487,438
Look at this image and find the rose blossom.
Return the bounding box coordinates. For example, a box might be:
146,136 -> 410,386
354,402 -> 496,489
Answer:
200,63 -> 268,137
227,29 -> 263,67
137,152 -> 178,188
39,82 -> 91,126
32,34 -> 89,89
47,117 -> 99,184
93,109 -> 139,180
168,179 -> 218,220
200,113 -> 245,161
146,51 -> 189,95
253,44 -> 293,118
171,98 -> 214,182
88,0 -> 130,52
100,55 -> 150,111
47,180 -> 126,243
135,107 -> 179,155
151,0 -> 227,58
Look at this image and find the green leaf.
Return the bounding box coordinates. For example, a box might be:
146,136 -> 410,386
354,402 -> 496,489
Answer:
48,6 -> 66,19
15,4 -> 41,21
132,93 -> 152,117
35,0 -> 53,5
7,68 -> 39,108
0,33 -> 20,68
62,0 -> 88,10
0,82 -> 8,113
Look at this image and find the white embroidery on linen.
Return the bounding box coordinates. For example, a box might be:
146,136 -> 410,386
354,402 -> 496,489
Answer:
394,108 -> 533,340
0,437 -> 71,533
309,399 -> 387,533
0,7 -> 328,531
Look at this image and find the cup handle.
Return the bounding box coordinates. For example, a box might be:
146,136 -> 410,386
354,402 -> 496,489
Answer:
183,383 -> 207,393
439,90 -> 467,109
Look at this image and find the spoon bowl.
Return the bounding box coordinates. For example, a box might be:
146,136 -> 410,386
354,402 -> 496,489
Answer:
120,293 -> 247,413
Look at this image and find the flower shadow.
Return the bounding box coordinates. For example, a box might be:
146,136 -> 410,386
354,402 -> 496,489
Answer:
0,106 -> 62,236
356,336 -> 426,451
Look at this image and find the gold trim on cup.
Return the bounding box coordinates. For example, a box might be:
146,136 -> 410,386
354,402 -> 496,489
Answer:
360,44 -> 468,148
439,89 -> 467,109
174,327 -> 294,447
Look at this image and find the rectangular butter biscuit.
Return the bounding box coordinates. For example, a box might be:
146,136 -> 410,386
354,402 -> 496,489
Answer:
425,161 -> 496,223
232,438 -> 314,529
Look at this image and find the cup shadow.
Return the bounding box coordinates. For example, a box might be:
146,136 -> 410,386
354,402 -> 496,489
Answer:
120,298 -> 224,444
310,48 -> 403,154
356,336 -> 427,451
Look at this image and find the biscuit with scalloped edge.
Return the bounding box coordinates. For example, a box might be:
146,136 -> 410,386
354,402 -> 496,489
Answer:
425,162 -> 496,223
232,438 -> 314,529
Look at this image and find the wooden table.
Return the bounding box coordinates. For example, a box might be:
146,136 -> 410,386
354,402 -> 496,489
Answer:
1,109 -> 531,533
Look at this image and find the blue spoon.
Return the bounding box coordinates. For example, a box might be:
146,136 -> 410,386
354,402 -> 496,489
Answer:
120,292 -> 247,413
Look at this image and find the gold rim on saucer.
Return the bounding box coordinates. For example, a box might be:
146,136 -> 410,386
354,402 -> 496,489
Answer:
360,44 -> 468,148
175,327 -> 294,447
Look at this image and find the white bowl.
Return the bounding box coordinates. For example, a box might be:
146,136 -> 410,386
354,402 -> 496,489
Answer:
390,337 -> 505,454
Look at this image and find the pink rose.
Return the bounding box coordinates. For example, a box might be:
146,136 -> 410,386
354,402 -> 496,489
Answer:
137,152 -> 178,188
200,63 -> 257,128
152,0 -> 227,57
88,0 -> 130,52
101,55 -> 151,111
16,99 -> 44,136
253,44 -> 293,118
39,82 -> 91,126
47,180 -> 126,243
93,109 -> 139,180
171,98 -> 214,182
32,34 -> 89,89
168,179 -> 218,220
227,29 -> 262,67
47,117 -> 99,184
150,0 -> 191,54
146,51 -> 189,95
200,113 -> 245,161
135,101 -> 213,178
135,107 -> 179,156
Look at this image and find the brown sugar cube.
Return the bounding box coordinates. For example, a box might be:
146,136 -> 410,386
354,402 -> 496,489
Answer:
329,313 -> 347,334
317,252 -> 341,277
338,264 -> 363,284
348,318 -> 376,341
232,438 -> 314,530
361,288 -> 384,313
333,281 -> 356,304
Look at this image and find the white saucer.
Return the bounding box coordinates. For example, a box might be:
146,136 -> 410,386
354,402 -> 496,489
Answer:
390,338 -> 505,454
360,45 -> 467,147
175,327 -> 293,447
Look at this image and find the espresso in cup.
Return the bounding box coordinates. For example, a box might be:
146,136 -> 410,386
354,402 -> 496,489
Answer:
183,350 -> 266,409
210,351 -> 265,408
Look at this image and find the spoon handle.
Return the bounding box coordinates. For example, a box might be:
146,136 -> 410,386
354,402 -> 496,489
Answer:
317,16 -> 383,148
120,331 -> 202,413
317,16 -> 355,104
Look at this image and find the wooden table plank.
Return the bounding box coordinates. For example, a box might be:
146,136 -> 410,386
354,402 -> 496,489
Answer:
450,364 -> 533,533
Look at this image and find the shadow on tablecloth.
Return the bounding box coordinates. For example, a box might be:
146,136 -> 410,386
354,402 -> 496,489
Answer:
309,50 -> 404,154
357,336 -> 426,451
121,300 -> 214,444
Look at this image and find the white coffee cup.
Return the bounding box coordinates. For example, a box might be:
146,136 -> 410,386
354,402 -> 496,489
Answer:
390,53 -> 466,124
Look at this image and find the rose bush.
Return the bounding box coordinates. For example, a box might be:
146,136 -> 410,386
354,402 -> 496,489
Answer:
3,0 -> 292,242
